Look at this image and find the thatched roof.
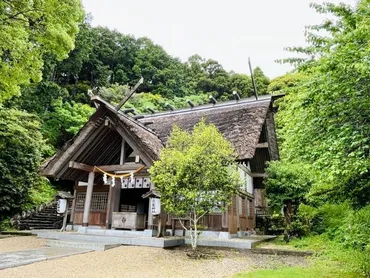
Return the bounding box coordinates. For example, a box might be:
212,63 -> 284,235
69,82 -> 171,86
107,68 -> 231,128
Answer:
40,97 -> 163,179
40,95 -> 274,181
93,97 -> 164,163
141,98 -> 270,160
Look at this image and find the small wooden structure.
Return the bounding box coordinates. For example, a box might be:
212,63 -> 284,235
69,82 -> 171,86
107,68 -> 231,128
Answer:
40,94 -> 281,237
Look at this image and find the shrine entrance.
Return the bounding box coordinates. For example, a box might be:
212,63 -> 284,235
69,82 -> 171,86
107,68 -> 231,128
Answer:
111,188 -> 149,230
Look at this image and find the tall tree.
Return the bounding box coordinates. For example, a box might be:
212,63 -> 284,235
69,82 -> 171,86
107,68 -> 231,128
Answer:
274,0 -> 370,208
253,67 -> 270,95
0,0 -> 84,102
0,109 -> 46,220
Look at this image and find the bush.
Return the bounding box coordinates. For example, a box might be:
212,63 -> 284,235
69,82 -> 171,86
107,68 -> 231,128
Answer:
336,205 -> 370,251
310,203 -> 351,237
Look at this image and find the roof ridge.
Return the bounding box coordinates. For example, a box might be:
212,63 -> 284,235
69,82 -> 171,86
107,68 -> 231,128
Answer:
91,95 -> 159,136
141,96 -> 272,119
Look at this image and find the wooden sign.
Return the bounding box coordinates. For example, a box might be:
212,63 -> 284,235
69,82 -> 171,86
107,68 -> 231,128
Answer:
151,198 -> 161,215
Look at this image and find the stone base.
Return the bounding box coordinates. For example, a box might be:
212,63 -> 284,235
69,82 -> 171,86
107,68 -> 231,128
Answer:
237,231 -> 246,238
77,226 -> 88,233
143,229 -> 155,237
218,232 -> 231,239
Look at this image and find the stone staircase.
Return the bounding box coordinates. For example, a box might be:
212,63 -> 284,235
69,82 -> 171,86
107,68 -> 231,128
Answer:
12,202 -> 63,230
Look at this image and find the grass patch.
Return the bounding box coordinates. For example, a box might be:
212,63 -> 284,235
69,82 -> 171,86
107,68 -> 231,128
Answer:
236,235 -> 360,278
235,261 -> 356,278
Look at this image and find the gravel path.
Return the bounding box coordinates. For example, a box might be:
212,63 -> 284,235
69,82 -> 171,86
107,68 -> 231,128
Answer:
0,236 -> 46,253
0,244 -> 307,278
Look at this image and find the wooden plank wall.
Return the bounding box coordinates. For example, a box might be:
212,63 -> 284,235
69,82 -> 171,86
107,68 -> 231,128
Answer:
199,214 -> 222,231
73,211 -> 107,226
73,184 -> 109,226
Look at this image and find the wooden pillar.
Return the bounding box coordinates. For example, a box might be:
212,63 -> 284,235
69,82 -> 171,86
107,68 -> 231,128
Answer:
70,188 -> 77,223
221,202 -> 228,231
105,184 -> 114,229
236,196 -> 240,230
82,172 -> 95,227
148,198 -> 153,229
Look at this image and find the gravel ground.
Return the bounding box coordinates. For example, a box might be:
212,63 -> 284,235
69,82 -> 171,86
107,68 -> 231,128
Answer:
0,243 -> 308,278
0,236 -> 46,253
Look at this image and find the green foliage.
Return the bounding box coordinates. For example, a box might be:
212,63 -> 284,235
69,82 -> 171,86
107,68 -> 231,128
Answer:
0,0 -> 84,102
261,2 -> 370,276
310,203 -> 350,237
236,262 -> 353,278
24,177 -> 57,210
150,121 -> 240,249
267,73 -> 307,94
274,0 -> 370,208
336,205 -> 370,251
98,84 -> 209,114
52,25 -> 270,101
253,67 -> 270,95
42,99 -> 94,149
0,108 -> 46,221
6,81 -> 69,114
264,161 -> 314,210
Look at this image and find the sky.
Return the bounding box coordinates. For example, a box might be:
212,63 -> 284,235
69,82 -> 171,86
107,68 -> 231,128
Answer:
81,0 -> 357,78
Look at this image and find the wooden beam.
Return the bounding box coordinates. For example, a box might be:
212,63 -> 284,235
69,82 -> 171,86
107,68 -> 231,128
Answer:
115,77 -> 144,111
69,161 -> 94,172
238,163 -> 267,178
251,173 -> 267,178
256,142 -> 269,148
69,161 -> 146,173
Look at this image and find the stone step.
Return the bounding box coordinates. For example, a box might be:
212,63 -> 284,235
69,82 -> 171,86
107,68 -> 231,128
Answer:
30,228 -> 56,230
30,214 -> 60,218
20,220 -> 57,224
27,218 -> 61,223
37,231 -> 184,248
46,239 -> 121,251
28,224 -> 61,229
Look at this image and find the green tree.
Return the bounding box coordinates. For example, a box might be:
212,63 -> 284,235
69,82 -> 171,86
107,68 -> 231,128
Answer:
264,162 -> 314,230
42,99 -> 94,149
0,109 -> 46,220
0,0 -> 84,102
228,73 -> 254,98
150,121 -> 240,251
267,73 -> 306,94
273,0 -> 370,208
253,67 -> 270,95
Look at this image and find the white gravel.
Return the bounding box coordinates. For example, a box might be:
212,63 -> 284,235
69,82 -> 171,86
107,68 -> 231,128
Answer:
0,237 -> 307,278
0,236 -> 46,253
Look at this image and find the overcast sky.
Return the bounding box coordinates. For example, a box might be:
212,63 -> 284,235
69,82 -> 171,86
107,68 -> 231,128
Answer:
81,0 -> 356,78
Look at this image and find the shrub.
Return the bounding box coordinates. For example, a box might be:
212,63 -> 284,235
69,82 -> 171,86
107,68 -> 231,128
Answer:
336,205 -> 370,251
310,203 -> 351,237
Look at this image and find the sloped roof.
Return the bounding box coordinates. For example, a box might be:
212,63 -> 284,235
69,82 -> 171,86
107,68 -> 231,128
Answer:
40,97 -> 163,179
141,98 -> 271,160
93,97 -> 163,163
40,95 -> 273,180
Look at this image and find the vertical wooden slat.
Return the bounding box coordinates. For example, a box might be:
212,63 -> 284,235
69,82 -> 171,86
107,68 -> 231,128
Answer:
70,188 -> 77,223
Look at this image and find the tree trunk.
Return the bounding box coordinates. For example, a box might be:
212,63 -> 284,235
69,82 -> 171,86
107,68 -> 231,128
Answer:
192,219 -> 198,251
283,200 -> 293,242
284,201 -> 293,225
